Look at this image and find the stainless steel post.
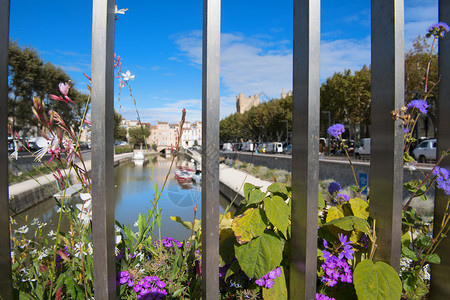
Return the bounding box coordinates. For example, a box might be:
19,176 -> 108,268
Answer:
430,2 -> 450,297
202,0 -> 220,298
370,0 -> 404,270
290,0 -> 320,298
0,0 -> 13,297
91,0 -> 116,298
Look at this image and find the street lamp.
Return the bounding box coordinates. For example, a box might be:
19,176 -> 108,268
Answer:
281,120 -> 289,143
321,111 -> 331,155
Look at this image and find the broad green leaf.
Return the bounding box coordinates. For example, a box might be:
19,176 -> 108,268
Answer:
267,182 -> 288,194
231,208 -> 267,244
220,236 -> 237,263
326,206 -> 345,223
422,253 -> 441,264
244,183 -> 256,199
263,195 -> 290,236
262,266 -> 287,300
170,216 -> 201,231
248,189 -> 266,205
324,216 -> 369,233
234,231 -> 283,279
401,247 -> 418,261
401,232 -> 411,248
318,190 -> 325,210
354,260 -> 402,300
349,197 -> 369,219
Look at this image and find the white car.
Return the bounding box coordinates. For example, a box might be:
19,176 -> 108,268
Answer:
413,139 -> 436,163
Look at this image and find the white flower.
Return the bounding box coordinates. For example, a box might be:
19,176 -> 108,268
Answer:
76,199 -> 92,226
17,225 -> 29,234
9,140 -> 19,160
47,230 -> 56,239
34,134 -> 59,162
115,5 -> 128,15
116,235 -> 122,245
134,220 -> 139,227
407,161 -> 418,172
121,70 -> 135,81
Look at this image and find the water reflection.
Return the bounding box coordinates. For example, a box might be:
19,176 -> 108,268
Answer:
13,155 -> 229,242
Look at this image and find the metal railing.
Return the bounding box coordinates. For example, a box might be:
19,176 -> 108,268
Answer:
0,0 -> 449,299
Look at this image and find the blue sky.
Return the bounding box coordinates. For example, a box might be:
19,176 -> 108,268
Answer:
9,0 -> 438,124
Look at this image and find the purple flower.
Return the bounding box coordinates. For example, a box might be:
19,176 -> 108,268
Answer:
254,267 -> 283,289
316,293 -> 336,300
320,255 -> 352,287
433,167 -> 450,195
328,124 -> 345,139
328,182 -> 341,195
404,127 -> 410,134
427,22 -> 450,38
406,99 -> 428,114
338,233 -> 354,261
335,193 -> 350,203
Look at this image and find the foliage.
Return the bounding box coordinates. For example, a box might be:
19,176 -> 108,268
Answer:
128,125 -> 151,147
320,66 -> 371,139
115,145 -> 134,154
8,41 -> 88,136
114,110 -> 128,142
220,96 -> 292,143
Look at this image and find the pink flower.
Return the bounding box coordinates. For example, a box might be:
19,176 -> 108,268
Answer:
59,82 -> 70,96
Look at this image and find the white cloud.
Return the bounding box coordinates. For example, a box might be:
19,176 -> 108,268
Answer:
117,98 -> 202,125
320,37 -> 371,80
169,1 -> 437,119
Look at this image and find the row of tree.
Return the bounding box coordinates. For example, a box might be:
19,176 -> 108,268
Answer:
220,35 -> 438,143
8,41 -> 88,136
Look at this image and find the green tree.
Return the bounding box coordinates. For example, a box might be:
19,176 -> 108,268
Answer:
114,111 -> 127,141
8,41 -> 88,135
128,125 -> 151,147
405,35 -> 438,136
320,66 -> 371,140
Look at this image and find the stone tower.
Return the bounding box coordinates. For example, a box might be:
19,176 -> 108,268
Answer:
236,93 -> 260,114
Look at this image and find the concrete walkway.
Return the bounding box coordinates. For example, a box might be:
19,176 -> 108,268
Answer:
9,152 -> 134,214
219,164 -> 272,202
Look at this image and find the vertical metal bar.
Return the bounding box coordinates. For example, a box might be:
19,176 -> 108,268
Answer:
430,2 -> 450,298
0,0 -> 13,298
290,0 -> 320,298
370,0 -> 404,270
201,0 -> 220,298
91,0 -> 116,298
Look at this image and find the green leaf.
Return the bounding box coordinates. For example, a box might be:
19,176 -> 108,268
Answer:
401,247 -> 418,261
349,197 -> 369,219
170,216 -> 201,231
326,206 -> 344,223
244,183 -> 256,199
234,231 -> 283,279
423,253 -> 441,264
325,216 -> 369,233
354,260 -> 402,300
231,208 -> 267,244
262,266 -> 287,300
318,190 -> 325,210
401,232 -> 411,248
248,189 -> 266,205
263,195 -> 290,236
267,182 -> 288,194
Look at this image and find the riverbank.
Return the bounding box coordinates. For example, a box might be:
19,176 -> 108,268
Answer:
218,164 -> 272,206
8,152 -> 140,215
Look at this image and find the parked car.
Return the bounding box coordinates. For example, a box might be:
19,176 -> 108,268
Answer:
284,144 -> 292,155
413,139 -> 436,163
354,138 -> 371,159
115,141 -> 129,147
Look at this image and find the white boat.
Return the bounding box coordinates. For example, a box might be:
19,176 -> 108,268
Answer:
133,151 -> 145,160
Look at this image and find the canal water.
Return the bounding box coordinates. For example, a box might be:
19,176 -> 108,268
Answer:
12,155 -> 230,242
